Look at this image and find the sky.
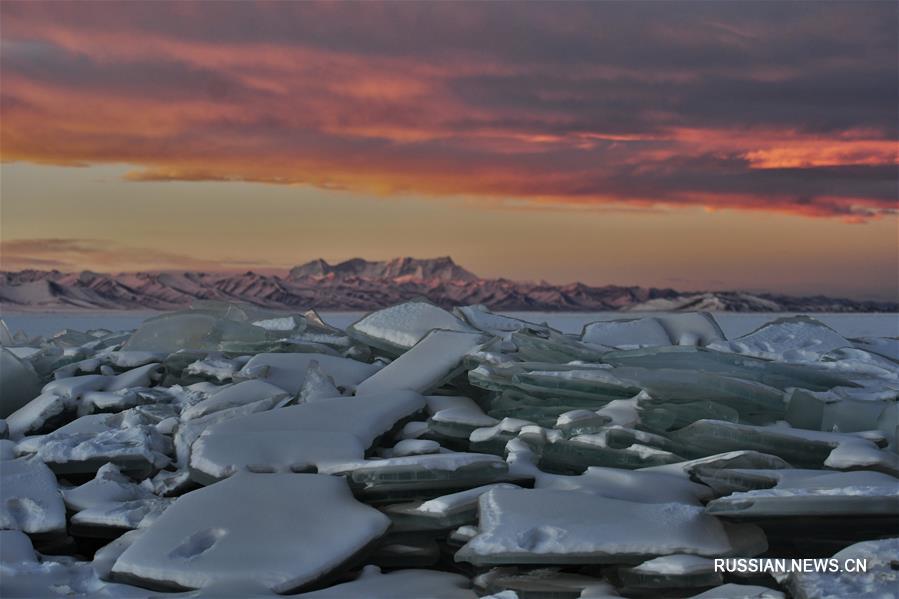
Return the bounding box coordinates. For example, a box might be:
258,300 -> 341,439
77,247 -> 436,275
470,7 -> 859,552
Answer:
1,1 -> 897,299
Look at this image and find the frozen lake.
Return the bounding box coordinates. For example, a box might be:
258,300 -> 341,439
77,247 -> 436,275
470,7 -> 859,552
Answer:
2,310 -> 896,339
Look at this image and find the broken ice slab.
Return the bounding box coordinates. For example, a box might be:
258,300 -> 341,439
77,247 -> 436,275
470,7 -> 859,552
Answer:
0,457 -> 66,536
785,537 -> 898,599
509,329 -> 609,363
184,355 -> 251,382
321,452 -> 512,500
295,565 -> 477,599
7,365 -> 167,437
668,419 -> 899,475
189,390 -> 425,483
356,330 -> 489,395
70,497 -> 171,537
851,336 -> 899,362
710,315 -> 851,360
62,463 -> 155,512
515,426 -> 686,473
110,473 -> 390,593
533,466 -> 714,505
192,430 -> 365,481
654,312 -> 726,346
454,304 -> 553,336
179,380 -> 289,420
427,395 -> 499,446
581,318 -> 673,349
600,346 -> 858,392
347,299 -> 476,355
174,397 -> 281,468
785,389 -> 896,446
455,487 -> 766,566
0,532 -> 155,598
581,313 -> 726,349
17,413 -> 172,476
122,310 -> 268,353
614,555 -> 722,593
705,469 -> 899,518
235,352 -> 380,394
0,347 -> 42,418
383,483 -> 520,532
474,567 -> 616,599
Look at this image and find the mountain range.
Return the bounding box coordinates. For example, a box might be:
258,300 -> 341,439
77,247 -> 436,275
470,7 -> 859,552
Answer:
1,257 -> 895,312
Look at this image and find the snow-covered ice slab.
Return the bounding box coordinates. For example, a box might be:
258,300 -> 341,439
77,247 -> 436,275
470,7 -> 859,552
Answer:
711,315 -> 851,360
62,463 -> 155,511
110,473 -> 390,593
235,352 -> 380,394
322,452 -> 511,497
617,554 -> 722,591
179,380 -> 289,420
669,419 -> 899,475
456,487 -> 766,565
347,300 -> 476,354
18,413 -> 172,476
356,329 -> 489,395
705,469 -> 899,518
190,390 -> 425,482
0,457 -> 66,535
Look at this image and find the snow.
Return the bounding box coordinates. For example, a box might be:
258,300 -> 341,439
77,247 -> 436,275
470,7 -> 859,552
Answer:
456,487 -> 766,565
236,352 -> 379,394
0,457 -> 66,535
347,300 -> 476,353
111,473 -> 390,593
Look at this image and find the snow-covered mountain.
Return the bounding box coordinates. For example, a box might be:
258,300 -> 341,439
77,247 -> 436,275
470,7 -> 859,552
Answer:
1,257 -> 895,312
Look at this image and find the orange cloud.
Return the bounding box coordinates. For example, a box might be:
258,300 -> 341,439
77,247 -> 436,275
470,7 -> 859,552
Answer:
1,1 -> 896,220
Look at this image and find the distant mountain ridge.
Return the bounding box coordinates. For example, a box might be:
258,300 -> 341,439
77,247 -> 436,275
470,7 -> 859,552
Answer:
1,257 -> 895,312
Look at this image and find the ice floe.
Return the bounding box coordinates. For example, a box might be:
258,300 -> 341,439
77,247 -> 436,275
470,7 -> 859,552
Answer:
1,305 -> 896,597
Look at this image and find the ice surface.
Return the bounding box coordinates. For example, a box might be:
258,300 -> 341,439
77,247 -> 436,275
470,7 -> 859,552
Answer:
111,473 -> 389,592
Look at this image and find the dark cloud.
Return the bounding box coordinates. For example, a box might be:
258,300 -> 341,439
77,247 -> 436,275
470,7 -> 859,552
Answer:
1,1 -> 896,219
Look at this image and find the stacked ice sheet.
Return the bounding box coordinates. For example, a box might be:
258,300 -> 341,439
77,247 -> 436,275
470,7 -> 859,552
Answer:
1,302 -> 896,597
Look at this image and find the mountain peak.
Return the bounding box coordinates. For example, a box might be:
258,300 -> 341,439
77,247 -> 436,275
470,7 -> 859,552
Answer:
289,256 -> 478,282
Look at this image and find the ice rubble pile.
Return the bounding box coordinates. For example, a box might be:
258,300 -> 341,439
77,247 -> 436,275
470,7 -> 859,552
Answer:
1,302 -> 897,598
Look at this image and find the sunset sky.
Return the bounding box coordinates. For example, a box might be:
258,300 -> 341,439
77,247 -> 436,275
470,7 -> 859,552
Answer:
1,1 -> 896,299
